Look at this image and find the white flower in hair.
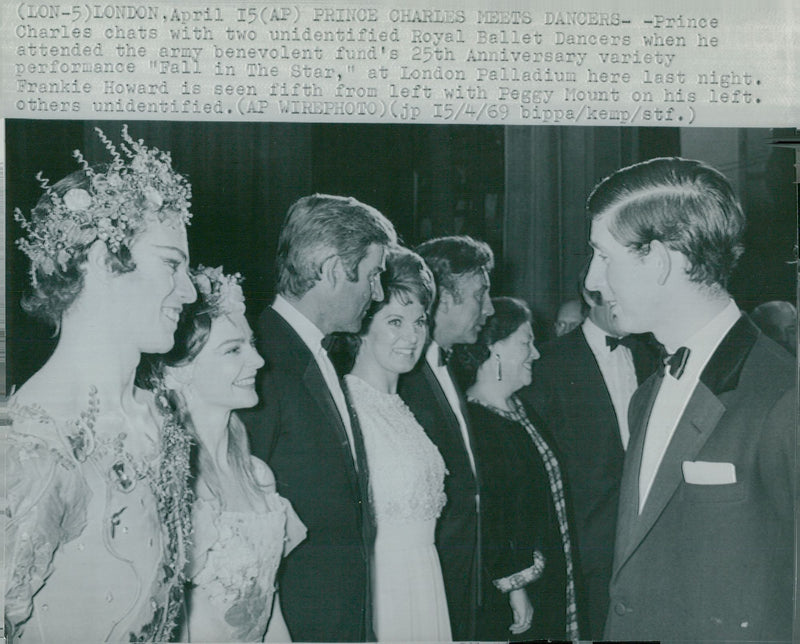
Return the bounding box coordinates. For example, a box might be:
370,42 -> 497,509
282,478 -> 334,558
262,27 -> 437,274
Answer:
62,188 -> 92,212
193,265 -> 247,317
14,124 -> 193,287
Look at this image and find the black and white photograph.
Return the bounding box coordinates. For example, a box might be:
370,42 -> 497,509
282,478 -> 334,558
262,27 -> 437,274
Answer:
1,0 -> 798,642
3,119 -> 797,643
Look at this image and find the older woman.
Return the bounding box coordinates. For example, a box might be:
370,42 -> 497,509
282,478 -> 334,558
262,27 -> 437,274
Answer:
330,247 -> 451,642
452,297 -> 580,641
137,266 -> 305,642
4,126 -> 197,642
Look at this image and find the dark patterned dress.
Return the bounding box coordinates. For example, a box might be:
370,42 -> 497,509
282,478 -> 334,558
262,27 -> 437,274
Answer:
468,394 -> 579,642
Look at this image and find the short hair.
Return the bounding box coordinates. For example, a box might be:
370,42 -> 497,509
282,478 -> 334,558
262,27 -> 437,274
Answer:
415,235 -> 494,306
587,157 -> 745,290
275,194 -> 397,298
327,246 -> 436,375
452,296 -> 531,388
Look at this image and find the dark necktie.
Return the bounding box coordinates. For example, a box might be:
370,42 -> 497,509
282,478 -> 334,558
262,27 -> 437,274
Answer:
606,334 -> 636,351
438,346 -> 452,367
659,346 -> 691,379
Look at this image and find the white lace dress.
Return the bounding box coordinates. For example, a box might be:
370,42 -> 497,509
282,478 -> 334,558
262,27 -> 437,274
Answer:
345,375 -> 452,642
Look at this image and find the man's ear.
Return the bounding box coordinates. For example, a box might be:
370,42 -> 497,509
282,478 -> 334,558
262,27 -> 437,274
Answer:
646,240 -> 672,286
438,288 -> 454,314
320,254 -> 342,290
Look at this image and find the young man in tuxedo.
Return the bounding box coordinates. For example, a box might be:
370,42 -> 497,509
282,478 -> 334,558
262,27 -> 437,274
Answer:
243,194 -> 396,642
398,235 -> 495,641
585,158 -> 795,642
523,284 -> 658,639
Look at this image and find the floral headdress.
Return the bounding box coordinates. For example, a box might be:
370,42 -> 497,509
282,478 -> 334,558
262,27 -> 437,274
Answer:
192,265 -> 246,317
14,125 -> 192,286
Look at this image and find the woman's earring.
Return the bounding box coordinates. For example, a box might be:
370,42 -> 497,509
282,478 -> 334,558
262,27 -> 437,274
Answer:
495,353 -> 502,381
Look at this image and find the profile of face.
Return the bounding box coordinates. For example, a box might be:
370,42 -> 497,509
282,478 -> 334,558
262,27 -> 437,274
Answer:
114,218 -> 196,354
585,212 -> 660,335
176,312 -> 265,413
554,299 -> 583,336
492,321 -> 540,392
439,269 -> 494,346
359,293 -> 428,377
332,243 -> 387,333
584,289 -> 626,337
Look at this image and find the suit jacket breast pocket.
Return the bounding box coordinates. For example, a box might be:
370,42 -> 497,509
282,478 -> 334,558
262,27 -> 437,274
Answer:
681,481 -> 747,504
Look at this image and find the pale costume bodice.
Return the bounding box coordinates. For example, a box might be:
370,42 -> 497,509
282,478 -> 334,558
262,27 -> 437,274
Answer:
184,458 -> 306,642
344,375 -> 451,642
2,389 -> 191,643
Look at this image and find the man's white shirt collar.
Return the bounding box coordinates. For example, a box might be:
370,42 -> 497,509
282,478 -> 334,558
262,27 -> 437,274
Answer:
582,316 -> 615,352
272,294 -> 326,353
664,299 -> 741,384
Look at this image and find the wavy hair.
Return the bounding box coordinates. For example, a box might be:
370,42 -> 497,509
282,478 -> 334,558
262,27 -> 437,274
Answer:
275,194 -> 397,298
587,157 -> 745,290
327,246 -> 436,376
19,167 -> 140,329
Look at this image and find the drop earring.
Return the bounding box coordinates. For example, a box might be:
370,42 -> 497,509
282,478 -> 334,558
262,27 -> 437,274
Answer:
495,354 -> 502,381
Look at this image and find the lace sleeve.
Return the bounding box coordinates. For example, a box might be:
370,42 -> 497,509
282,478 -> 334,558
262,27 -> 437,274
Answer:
492,550 -> 546,593
2,427 -> 91,636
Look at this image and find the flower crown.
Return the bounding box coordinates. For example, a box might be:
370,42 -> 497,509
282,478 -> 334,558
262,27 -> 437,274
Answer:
14,125 -> 192,285
192,265 -> 246,317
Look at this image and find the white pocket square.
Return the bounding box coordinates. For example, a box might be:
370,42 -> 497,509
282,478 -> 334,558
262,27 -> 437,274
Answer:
682,460 -> 737,485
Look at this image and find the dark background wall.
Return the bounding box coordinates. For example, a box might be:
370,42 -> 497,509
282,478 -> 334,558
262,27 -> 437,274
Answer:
6,120 -> 797,390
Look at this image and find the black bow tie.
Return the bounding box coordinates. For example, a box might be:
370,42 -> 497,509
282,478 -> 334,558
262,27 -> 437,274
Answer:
438,346 -> 453,367
659,346 -> 691,379
606,335 -> 635,351
321,334 -> 335,353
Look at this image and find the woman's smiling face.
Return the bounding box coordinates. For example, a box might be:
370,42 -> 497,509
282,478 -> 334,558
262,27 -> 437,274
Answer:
360,293 -> 428,376
183,312 -> 265,413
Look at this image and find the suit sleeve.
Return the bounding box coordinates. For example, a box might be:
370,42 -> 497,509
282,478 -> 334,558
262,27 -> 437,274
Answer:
757,383 -> 797,522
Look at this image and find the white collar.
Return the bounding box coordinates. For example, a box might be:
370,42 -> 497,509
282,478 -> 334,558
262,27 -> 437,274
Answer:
665,299 -> 741,382
272,294 -> 326,353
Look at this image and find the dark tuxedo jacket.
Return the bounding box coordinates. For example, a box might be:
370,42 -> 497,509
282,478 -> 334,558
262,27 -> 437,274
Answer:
521,326 -> 657,639
242,306 -> 373,643
606,316 -> 796,642
398,358 -> 481,642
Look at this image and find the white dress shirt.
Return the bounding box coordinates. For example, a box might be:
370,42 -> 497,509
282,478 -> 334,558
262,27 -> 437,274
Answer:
582,317 -> 640,450
272,295 -> 357,463
425,340 -> 477,475
638,300 -> 741,512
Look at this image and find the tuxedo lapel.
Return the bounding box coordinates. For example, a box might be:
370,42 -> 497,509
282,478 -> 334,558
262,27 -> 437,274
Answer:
613,317 -> 758,574
576,331 -> 625,452
302,358 -> 361,498
613,374 -> 660,570
619,383 -> 725,567
422,360 -> 461,429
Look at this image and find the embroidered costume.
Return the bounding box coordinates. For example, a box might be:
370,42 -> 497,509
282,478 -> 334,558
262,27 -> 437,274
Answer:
3,389 -> 192,642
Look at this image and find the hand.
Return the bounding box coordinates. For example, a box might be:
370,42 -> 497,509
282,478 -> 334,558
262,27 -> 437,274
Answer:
508,587 -> 534,635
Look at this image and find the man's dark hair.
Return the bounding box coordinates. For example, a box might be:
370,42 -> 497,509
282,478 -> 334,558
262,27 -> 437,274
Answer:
587,157 -> 745,290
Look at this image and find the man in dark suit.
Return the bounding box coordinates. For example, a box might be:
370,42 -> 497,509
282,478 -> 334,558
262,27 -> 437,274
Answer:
584,158 -> 796,642
522,287 -> 658,639
398,236 -> 495,641
243,194 -> 396,642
